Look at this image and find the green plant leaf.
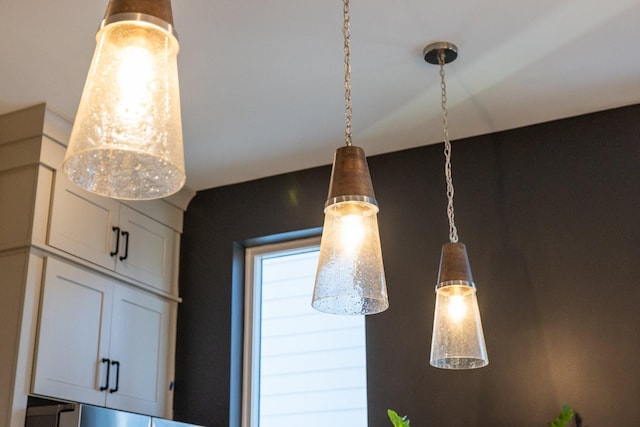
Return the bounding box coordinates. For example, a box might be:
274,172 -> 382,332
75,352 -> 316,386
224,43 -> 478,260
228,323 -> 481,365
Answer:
549,404 -> 574,427
387,409 -> 411,427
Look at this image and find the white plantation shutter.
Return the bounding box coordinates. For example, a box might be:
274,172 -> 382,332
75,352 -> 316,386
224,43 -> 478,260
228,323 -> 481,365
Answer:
243,239 -> 368,427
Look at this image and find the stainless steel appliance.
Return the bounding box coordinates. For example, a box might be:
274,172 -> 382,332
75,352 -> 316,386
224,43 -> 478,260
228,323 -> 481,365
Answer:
25,402 -> 204,427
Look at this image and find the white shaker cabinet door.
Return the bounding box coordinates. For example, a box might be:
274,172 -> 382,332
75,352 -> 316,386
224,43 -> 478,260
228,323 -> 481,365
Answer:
48,174 -> 177,294
107,284 -> 171,417
32,257 -> 113,406
116,205 -> 177,293
48,173 -> 120,270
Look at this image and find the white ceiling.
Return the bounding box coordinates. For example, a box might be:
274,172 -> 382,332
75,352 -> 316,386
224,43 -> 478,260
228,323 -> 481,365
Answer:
2,0 -> 640,191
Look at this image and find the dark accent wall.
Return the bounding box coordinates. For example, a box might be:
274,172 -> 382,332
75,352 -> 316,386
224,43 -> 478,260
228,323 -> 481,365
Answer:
175,105 -> 640,427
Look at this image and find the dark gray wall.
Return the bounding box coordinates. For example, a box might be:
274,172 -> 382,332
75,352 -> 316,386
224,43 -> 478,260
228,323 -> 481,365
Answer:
175,105 -> 640,427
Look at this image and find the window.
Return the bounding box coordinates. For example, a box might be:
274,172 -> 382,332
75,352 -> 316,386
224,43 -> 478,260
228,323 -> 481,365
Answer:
242,237 -> 368,427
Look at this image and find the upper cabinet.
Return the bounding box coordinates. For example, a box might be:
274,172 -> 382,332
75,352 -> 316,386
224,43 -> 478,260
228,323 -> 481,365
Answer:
48,174 -> 179,294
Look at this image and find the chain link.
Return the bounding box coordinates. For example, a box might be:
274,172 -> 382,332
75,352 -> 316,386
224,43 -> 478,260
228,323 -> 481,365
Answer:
343,0 -> 352,146
439,50 -> 459,243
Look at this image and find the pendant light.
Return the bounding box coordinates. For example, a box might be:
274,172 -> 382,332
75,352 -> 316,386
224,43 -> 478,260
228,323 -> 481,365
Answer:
425,42 -> 488,369
63,0 -> 185,200
311,0 -> 389,315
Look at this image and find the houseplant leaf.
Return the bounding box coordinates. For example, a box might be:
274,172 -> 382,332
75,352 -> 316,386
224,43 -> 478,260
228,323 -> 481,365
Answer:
549,404 -> 575,427
387,409 -> 411,427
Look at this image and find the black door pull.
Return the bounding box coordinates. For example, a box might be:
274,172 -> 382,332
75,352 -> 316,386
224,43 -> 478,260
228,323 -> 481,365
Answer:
100,358 -> 111,391
110,360 -> 120,393
119,231 -> 130,261
110,227 -> 120,257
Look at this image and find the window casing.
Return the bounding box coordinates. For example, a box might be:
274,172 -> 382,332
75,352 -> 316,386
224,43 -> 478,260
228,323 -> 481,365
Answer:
242,237 -> 368,427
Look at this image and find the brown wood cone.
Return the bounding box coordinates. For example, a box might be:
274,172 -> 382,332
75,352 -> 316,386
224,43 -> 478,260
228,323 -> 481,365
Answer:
326,146 -> 376,201
104,0 -> 174,25
437,242 -> 474,284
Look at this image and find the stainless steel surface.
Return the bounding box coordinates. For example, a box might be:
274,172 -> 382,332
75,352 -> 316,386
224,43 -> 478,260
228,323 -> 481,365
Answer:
75,405 -> 151,427
27,403 -> 150,427
101,13 -> 178,40
25,402 -> 206,427
152,418 -> 205,427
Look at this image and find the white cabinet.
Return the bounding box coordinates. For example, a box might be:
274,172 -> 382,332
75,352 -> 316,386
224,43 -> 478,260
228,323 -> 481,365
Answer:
48,173 -> 178,294
107,283 -> 170,416
33,257 -> 171,417
0,104 -> 193,427
116,204 -> 176,293
32,258 -> 113,406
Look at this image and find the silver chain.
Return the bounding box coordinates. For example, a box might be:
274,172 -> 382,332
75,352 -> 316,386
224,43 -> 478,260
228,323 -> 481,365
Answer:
439,50 -> 459,243
343,0 -> 352,146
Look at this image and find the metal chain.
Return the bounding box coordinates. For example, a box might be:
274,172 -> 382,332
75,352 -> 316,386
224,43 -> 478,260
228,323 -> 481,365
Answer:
439,49 -> 459,243
343,0 -> 352,146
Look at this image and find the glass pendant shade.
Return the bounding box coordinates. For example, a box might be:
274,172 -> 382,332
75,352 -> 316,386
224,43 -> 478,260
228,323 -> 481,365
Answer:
312,146 -> 389,315
430,243 -> 488,369
63,0 -> 185,200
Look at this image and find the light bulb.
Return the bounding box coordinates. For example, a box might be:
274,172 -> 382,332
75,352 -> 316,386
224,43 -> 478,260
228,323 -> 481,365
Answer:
447,294 -> 468,323
115,45 -> 155,119
339,213 -> 366,254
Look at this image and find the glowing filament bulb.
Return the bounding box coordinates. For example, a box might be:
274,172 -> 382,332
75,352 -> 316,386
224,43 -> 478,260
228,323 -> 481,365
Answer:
340,213 -> 365,254
447,294 -> 468,322
115,45 -> 155,118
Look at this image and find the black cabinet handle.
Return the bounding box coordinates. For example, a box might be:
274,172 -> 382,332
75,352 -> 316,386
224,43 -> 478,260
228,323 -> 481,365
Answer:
110,360 -> 120,393
110,227 -> 120,257
100,358 -> 111,391
119,231 -> 129,261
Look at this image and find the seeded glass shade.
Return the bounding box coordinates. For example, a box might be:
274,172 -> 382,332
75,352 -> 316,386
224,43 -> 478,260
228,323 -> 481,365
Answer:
63,0 -> 185,200
430,243 -> 488,369
312,146 -> 389,315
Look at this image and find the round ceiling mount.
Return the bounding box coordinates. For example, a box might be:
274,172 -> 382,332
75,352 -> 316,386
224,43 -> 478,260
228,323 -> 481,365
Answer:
423,41 -> 458,64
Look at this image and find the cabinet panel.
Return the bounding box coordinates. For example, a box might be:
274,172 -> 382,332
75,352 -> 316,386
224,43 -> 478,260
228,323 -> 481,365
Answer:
108,285 -> 170,416
48,174 -> 119,269
0,166 -> 37,250
32,257 -> 112,406
0,252 -> 29,427
117,205 -> 176,293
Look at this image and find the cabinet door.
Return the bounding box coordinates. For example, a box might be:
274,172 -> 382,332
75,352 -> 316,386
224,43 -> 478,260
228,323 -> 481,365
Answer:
32,257 -> 113,406
48,173 -> 120,270
116,205 -> 176,293
107,285 -> 171,417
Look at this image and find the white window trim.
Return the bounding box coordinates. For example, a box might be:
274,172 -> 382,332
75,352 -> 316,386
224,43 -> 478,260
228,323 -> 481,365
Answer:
241,236 -> 321,427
